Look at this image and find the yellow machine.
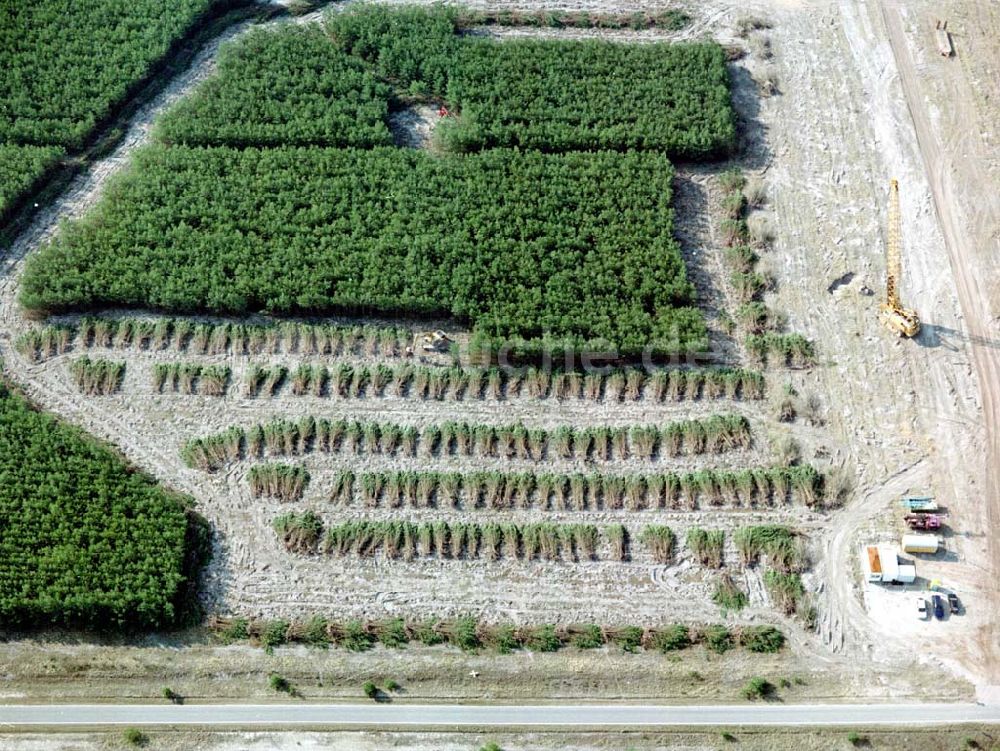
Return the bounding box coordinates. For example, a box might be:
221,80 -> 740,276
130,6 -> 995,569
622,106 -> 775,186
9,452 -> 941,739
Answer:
880,179 -> 920,337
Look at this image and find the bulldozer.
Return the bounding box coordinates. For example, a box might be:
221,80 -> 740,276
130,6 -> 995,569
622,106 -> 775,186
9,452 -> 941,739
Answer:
880,179 -> 920,337
407,329 -> 452,356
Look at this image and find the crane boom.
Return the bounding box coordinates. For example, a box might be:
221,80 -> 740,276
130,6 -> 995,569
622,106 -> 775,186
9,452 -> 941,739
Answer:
880,179 -> 920,337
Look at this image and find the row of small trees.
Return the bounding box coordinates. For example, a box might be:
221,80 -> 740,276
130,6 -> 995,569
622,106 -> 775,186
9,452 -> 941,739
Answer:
23,318 -> 414,360
70,357 -> 124,395
183,414 -> 753,471
216,614 -> 785,655
249,463 -> 310,502
261,362 -> 766,402
326,466 -> 822,511
153,363 -> 230,395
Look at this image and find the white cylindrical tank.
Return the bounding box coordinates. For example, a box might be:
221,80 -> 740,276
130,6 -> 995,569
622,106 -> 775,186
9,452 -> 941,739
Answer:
901,534 -> 939,554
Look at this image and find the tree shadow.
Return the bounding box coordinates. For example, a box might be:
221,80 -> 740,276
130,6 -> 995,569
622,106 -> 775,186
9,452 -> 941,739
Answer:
727,64 -> 773,171
670,174 -> 740,365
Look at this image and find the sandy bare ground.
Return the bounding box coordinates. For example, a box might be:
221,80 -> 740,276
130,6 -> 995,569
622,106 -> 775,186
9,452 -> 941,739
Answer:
729,0 -> 1000,698
4,728 -> 998,751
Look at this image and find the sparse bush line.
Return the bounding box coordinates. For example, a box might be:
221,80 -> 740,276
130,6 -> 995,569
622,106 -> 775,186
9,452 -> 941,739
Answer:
14,325 -> 73,362
716,168 -> 815,367
277,515 -> 743,570
249,463 -> 310,502
153,363 -> 230,395
25,318 -> 414,360
733,525 -> 808,615
282,517 -> 607,563
455,8 -> 691,31
212,615 -> 784,655
181,414 -> 753,472
746,333 -> 816,368
249,362 -> 766,402
328,466 -> 823,511
69,357 -> 125,395
21,324 -> 768,401
687,527 -> 725,567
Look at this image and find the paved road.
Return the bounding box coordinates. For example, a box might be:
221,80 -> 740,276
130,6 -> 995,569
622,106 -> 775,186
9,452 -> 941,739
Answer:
1,703 -> 999,728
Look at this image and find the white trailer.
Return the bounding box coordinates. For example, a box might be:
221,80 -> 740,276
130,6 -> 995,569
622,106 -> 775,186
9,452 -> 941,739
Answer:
863,545 -> 916,583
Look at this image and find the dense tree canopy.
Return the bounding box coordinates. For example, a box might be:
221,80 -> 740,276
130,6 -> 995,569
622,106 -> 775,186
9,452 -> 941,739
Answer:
0,382 -> 199,629
328,5 -> 736,156
22,145 -> 706,354
0,0 -> 232,149
155,25 -> 395,148
0,144 -> 64,220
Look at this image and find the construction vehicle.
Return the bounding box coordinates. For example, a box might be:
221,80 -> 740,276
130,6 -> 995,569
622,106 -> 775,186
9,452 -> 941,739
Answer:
904,513 -> 942,530
934,20 -> 953,58
880,179 -> 920,337
901,495 -> 938,512
411,330 -> 452,354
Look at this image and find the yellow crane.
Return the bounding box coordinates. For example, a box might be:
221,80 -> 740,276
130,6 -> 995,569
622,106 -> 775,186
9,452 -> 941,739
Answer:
880,179 -> 920,337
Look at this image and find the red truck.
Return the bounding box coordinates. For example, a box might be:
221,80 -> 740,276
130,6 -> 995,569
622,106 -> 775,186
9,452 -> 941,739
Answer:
904,513 -> 942,530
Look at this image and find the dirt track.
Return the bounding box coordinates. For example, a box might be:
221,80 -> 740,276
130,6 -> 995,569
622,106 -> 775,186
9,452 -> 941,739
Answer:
746,0 -> 1000,695
881,0 -> 1000,692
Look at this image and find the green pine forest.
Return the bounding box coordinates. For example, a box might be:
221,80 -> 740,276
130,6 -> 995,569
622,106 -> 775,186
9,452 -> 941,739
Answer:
22,5 -> 738,357
0,381 -> 207,629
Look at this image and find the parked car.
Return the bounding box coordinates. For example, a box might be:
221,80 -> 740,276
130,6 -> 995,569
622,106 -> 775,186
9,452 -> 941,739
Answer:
917,599 -> 928,620
932,594 -> 945,620
947,593 -> 961,614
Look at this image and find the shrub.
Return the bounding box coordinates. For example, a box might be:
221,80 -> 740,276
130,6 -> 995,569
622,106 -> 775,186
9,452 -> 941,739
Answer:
269,674 -> 291,693
764,570 -> 804,614
450,616 -> 482,652
713,575 -> 748,613
122,728 -> 147,747
641,525 -> 675,564
650,624 -> 690,652
526,624 -> 561,653
273,511 -> 324,554
686,527 -> 724,567
260,620 -> 289,651
489,624 -> 520,654
385,679 -> 401,693
742,676 -> 772,700
703,625 -> 734,654
303,615 -> 330,648
222,618 -> 249,642
249,463 -> 310,502
740,626 -> 785,653
572,624 -> 604,649
339,620 -> 375,652
363,681 -> 378,699
69,356 -> 125,395
377,618 -> 409,649
614,626 -> 644,652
